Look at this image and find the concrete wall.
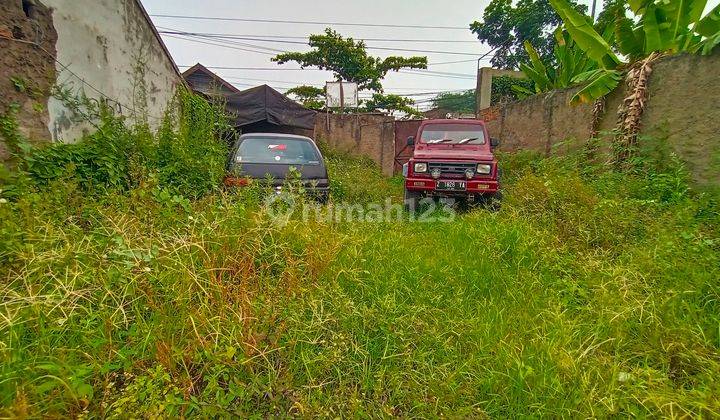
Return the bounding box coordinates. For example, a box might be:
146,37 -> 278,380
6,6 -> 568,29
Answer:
314,113 -> 396,176
476,67 -> 525,111
0,0 -> 181,151
0,0 -> 58,159
44,0 -> 181,142
480,52 -> 720,187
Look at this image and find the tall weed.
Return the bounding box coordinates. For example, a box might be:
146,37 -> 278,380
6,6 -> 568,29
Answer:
0,123 -> 718,416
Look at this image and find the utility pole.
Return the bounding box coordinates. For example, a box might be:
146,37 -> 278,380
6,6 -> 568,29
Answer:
339,81 -> 345,115
591,0 -> 597,21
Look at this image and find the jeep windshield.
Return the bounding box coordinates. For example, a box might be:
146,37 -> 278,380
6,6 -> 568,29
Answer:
420,124 -> 486,144
235,137 -> 321,165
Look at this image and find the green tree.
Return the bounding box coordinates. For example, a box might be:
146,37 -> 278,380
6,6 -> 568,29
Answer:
363,93 -> 422,118
286,85 -> 325,110
431,90 -> 476,113
492,76 -> 534,104
594,0 -> 627,34
470,0 -> 587,69
273,29 -> 427,92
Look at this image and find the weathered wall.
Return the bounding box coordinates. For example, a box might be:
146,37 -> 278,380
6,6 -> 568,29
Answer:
1,0 -> 181,150
480,51 -> 720,187
314,113 -> 396,176
476,67 -> 525,111
0,0 -> 58,159
43,0 -> 181,142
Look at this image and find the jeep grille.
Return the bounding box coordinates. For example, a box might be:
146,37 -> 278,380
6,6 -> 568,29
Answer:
428,162 -> 477,178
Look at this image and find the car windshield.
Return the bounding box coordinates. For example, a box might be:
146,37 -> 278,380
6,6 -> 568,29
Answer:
235,137 -> 321,165
419,124 -> 486,144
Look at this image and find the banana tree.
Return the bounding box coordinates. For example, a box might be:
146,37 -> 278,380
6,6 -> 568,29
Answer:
549,0 -> 720,103
513,29 -> 599,98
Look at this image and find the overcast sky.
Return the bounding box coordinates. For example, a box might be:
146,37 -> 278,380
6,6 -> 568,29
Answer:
142,0 -> 720,110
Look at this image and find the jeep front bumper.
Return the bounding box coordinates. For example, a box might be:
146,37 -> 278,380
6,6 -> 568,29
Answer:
404,178 -> 500,194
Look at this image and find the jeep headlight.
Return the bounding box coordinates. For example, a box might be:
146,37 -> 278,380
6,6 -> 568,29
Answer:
476,163 -> 492,174
414,162 -> 428,173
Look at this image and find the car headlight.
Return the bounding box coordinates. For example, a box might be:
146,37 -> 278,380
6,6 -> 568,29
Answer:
476,163 -> 492,174
414,162 -> 428,173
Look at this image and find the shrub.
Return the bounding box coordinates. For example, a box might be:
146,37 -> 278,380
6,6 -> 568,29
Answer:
1,89 -> 230,199
156,91 -> 230,198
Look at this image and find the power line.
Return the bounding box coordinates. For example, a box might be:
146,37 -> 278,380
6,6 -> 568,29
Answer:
159,31 -> 479,43
398,69 -> 476,79
161,30 -> 491,67
177,64 -> 477,80
162,32 -> 481,78
162,34 -> 278,55
222,75 -> 467,91
429,58 -> 480,66
0,35 -> 163,120
221,75 -> 472,94
151,14 -> 469,30
161,30 -> 485,57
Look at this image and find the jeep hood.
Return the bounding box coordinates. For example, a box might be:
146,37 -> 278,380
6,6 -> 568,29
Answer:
413,147 -> 494,161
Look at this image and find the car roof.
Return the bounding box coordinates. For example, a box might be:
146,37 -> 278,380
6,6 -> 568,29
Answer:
421,119 -> 485,126
238,132 -> 314,142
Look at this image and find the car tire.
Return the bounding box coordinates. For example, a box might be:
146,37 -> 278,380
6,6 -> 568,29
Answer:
485,191 -> 502,211
315,190 -> 329,204
404,188 -> 422,212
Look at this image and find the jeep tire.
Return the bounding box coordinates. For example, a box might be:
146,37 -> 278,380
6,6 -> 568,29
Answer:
404,188 -> 422,212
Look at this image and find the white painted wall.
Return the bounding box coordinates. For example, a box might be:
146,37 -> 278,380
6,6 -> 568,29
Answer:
43,0 -> 180,142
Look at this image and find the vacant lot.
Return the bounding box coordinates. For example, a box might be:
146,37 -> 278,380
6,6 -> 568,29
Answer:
1,146 -> 719,417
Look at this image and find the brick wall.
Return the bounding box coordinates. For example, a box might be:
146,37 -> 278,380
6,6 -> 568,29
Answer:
479,51 -> 720,187
314,113 -> 396,176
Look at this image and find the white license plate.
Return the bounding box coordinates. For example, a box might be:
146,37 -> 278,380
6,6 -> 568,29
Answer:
436,181 -> 466,191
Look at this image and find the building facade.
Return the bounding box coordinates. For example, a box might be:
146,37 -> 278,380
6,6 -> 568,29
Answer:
0,0 -> 180,157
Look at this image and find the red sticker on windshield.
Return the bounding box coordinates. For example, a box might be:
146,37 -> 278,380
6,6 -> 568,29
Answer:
268,144 -> 287,150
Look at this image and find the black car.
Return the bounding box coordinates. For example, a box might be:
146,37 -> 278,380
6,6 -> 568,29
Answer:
226,133 -> 330,202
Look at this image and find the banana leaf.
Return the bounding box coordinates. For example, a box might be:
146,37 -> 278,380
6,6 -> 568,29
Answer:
570,69 -> 623,104
524,41 -> 548,77
615,15 -> 645,59
628,0 -> 652,14
696,3 -> 720,37
519,62 -> 550,92
701,32 -> 720,54
549,0 -> 621,69
511,84 -> 535,99
642,4 -> 664,52
659,0 -> 707,41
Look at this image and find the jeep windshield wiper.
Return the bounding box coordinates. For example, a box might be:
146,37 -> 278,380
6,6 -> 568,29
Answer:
458,137 -> 479,144
427,138 -> 454,144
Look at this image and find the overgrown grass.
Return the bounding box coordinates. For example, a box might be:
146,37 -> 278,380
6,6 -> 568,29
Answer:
1,140 -> 718,417
320,142 -> 403,205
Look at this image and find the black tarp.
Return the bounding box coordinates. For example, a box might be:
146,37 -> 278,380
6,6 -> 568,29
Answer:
225,85 -> 317,130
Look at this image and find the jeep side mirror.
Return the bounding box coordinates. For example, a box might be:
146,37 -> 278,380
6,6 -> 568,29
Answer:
490,137 -> 500,147
407,136 -> 415,146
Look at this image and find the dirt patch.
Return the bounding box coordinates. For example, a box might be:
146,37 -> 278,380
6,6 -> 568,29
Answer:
0,0 -> 57,159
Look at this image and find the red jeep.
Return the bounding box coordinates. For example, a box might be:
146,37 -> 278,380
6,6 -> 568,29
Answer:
403,119 -> 501,210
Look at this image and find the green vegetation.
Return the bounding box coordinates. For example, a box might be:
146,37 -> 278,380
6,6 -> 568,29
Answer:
491,76 -> 534,105
272,29 -> 427,92
430,89 -> 476,113
470,0 -> 588,69
1,97 -> 719,417
273,29 -> 427,115
522,0 -> 720,103
285,85 -> 326,111
361,93 -> 422,118
429,80 -> 534,112
512,29 -> 600,98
